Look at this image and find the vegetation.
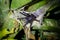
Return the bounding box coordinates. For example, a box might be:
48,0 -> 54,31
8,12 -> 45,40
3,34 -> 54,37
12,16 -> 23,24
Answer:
0,0 -> 60,40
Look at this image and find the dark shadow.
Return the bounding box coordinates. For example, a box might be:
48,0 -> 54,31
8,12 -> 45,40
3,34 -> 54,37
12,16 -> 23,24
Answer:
35,30 -> 39,40
1,33 -> 14,40
0,23 -> 4,31
14,29 -> 25,40
31,29 -> 40,40
9,0 -> 12,10
29,39 -> 34,40
45,6 -> 60,20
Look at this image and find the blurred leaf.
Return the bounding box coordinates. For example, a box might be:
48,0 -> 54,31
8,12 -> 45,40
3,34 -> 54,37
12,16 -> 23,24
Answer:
11,0 -> 31,9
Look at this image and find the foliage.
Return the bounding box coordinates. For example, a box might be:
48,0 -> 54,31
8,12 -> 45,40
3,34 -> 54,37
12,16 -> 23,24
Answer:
0,0 -> 60,40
